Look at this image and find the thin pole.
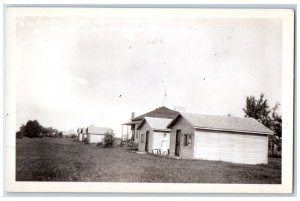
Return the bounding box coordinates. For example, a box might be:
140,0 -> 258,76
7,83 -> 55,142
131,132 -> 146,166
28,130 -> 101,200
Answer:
127,126 -> 129,141
163,86 -> 167,106
121,125 -> 124,140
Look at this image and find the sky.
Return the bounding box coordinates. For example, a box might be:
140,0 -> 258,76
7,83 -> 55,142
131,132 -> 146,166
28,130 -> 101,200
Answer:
15,10 -> 282,137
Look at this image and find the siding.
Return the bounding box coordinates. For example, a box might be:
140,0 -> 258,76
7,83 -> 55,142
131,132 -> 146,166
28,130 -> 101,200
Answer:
169,117 -> 194,158
87,134 -> 105,143
83,133 -> 87,141
138,122 -> 152,152
78,133 -> 83,141
194,130 -> 268,164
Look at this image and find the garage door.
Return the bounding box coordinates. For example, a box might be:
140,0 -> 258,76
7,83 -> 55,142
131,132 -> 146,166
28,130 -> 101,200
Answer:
152,132 -> 170,150
194,130 -> 268,164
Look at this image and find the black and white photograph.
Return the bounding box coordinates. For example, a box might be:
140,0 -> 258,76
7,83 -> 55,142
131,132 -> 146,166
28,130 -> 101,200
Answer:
5,7 -> 294,193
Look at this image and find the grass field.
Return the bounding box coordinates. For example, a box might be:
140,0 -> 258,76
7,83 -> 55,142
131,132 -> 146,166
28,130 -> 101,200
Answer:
16,138 -> 281,183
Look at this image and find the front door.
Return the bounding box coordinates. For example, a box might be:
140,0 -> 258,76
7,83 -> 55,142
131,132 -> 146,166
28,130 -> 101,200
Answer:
145,131 -> 149,152
175,130 -> 181,156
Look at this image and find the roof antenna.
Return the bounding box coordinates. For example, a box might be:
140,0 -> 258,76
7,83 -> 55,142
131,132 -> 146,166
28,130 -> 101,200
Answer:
163,85 -> 167,106
161,80 -> 167,106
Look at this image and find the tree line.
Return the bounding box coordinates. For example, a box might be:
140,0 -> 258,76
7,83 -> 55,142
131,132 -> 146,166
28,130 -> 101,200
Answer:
16,120 -> 62,138
243,93 -> 282,139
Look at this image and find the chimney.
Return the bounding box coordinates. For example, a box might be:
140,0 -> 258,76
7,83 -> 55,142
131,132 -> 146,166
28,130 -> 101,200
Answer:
131,112 -> 135,119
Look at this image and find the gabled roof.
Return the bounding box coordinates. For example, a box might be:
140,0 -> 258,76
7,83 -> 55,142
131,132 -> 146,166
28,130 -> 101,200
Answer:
138,117 -> 173,131
86,126 -> 113,135
167,113 -> 273,135
131,106 -> 179,121
122,120 -> 142,126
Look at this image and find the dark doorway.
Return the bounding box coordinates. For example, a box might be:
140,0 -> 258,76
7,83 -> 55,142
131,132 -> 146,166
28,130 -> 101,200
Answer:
175,130 -> 181,156
145,131 -> 149,152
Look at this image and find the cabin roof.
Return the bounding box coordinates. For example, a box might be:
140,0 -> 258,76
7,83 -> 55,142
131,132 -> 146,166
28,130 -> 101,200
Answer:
131,106 -> 179,121
122,120 -> 142,126
138,117 -> 173,130
86,126 -> 113,134
167,113 -> 274,135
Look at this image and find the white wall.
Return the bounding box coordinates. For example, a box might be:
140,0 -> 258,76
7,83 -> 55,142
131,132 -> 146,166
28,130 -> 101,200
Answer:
88,134 -> 105,143
152,131 -> 170,150
78,133 -> 83,141
194,130 -> 268,164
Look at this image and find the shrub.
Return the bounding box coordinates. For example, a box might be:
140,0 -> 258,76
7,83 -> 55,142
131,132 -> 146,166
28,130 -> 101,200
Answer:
16,131 -> 23,139
268,136 -> 282,157
71,134 -> 77,138
96,142 -> 103,147
83,138 -> 89,144
24,120 -> 42,138
16,120 -> 60,139
103,132 -> 114,148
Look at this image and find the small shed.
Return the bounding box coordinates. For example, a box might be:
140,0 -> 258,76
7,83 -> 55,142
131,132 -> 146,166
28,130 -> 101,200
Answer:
86,126 -> 113,144
77,128 -> 84,141
82,127 -> 88,141
167,113 -> 273,164
137,117 -> 173,154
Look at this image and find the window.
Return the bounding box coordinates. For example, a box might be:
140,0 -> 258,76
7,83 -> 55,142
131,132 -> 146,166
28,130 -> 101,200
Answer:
141,134 -> 145,143
184,134 -> 192,146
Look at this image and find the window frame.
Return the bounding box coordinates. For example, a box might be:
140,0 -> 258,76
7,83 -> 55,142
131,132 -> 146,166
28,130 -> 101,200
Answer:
184,134 -> 192,147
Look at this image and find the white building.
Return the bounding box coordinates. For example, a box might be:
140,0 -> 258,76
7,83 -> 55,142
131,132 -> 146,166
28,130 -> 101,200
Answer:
86,126 -> 113,144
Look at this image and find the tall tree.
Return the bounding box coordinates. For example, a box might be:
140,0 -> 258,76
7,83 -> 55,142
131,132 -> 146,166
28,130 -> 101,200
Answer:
243,94 -> 282,138
24,120 -> 43,138
16,120 -> 61,138
16,124 -> 26,138
243,94 -> 272,127
270,103 -> 282,138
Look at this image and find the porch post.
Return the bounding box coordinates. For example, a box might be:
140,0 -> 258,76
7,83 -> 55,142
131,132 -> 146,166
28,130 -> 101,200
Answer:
121,125 -> 124,140
134,124 -> 137,142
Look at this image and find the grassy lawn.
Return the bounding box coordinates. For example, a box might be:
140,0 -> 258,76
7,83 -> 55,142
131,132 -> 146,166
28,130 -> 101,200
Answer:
16,138 -> 281,183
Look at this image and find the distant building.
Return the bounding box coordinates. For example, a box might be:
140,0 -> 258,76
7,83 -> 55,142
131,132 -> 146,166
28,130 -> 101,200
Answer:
82,127 -> 87,141
62,129 -> 77,137
77,128 -> 84,141
86,126 -> 113,144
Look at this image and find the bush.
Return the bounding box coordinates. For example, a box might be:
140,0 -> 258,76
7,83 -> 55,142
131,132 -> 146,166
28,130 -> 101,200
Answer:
268,136 -> 282,157
16,120 -> 61,139
71,134 -> 77,138
24,120 -> 42,138
83,138 -> 88,144
103,133 -> 114,148
16,131 -> 23,139
96,142 -> 103,147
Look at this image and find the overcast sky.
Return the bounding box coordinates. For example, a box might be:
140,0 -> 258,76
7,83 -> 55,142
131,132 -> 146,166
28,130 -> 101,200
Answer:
15,10 -> 282,136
